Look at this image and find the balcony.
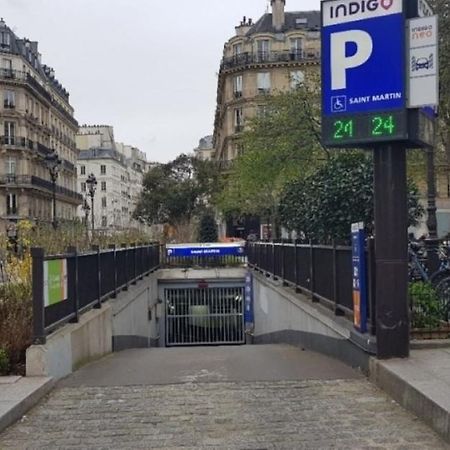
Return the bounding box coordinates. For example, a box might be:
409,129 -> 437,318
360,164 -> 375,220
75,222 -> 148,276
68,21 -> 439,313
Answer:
0,136 -> 34,149
220,50 -> 319,71
0,174 -> 82,202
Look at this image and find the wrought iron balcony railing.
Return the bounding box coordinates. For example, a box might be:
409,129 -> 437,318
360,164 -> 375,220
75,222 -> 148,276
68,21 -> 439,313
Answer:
0,174 -> 82,201
221,50 -> 319,71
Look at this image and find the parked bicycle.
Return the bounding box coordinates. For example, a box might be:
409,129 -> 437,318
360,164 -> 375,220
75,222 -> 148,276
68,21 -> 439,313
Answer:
409,240 -> 450,321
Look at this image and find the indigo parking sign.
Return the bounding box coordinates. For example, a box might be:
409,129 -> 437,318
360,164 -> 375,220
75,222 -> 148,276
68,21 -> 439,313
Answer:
322,0 -> 405,116
322,0 -> 408,146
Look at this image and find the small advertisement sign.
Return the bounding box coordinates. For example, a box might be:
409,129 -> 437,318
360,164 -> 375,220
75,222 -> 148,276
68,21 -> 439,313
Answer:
408,15 -> 439,108
351,223 -> 367,333
43,259 -> 68,307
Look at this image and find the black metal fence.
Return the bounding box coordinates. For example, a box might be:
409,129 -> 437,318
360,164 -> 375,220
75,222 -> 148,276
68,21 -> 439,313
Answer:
31,243 -> 160,343
247,241 -> 376,335
161,248 -> 247,268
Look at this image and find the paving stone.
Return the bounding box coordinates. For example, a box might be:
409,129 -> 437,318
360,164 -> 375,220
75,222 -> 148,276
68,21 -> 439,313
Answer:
0,379 -> 448,449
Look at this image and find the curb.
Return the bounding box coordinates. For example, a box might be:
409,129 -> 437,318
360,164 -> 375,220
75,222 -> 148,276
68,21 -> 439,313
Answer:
0,377 -> 55,434
369,358 -> 450,443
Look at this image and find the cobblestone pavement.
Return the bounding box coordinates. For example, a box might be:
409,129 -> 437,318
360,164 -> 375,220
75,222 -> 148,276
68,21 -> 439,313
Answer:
0,379 -> 448,450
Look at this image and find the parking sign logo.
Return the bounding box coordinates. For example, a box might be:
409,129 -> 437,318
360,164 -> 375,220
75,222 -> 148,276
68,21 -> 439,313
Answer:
331,95 -> 347,112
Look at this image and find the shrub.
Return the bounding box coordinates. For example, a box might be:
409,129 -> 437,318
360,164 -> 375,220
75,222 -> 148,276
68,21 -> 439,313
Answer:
0,349 -> 9,375
197,213 -> 218,243
409,282 -> 441,329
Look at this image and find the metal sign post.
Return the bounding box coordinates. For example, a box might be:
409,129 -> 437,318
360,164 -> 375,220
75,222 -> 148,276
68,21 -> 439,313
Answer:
321,0 -> 439,358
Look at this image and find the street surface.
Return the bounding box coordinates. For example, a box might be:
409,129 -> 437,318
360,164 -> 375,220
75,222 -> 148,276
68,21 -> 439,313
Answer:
0,345 -> 448,449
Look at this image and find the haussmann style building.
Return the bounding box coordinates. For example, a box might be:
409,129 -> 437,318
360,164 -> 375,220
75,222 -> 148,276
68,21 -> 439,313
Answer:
0,18 -> 80,229
213,0 -> 320,169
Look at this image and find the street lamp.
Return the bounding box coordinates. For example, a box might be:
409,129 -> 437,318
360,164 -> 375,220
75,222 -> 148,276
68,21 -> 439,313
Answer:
44,150 -> 62,230
81,195 -> 90,236
86,173 -> 97,233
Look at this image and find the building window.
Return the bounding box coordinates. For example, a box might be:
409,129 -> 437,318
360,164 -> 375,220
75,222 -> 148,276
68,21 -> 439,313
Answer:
80,165 -> 86,175
101,181 -> 106,191
100,165 -> 106,175
256,40 -> 270,61
257,105 -> 268,118
5,158 -> 16,178
257,72 -> 271,94
4,91 -> 15,108
234,108 -> 243,132
101,197 -> 107,208
101,216 -> 107,227
0,32 -> 10,47
233,43 -> 243,56
6,193 -> 17,215
81,182 -> 86,192
233,75 -> 243,98
4,121 -> 15,145
2,58 -> 12,76
290,38 -> 304,60
290,70 -> 305,89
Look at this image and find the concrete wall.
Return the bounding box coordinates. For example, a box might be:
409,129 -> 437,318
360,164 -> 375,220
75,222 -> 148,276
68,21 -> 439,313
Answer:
252,272 -> 374,371
111,272 -> 160,350
26,305 -> 113,379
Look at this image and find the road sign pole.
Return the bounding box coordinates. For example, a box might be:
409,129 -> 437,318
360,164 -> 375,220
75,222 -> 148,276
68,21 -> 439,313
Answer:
374,144 -> 409,359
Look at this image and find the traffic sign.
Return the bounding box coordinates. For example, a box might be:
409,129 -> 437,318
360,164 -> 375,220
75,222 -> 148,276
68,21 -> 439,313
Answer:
321,0 -> 407,147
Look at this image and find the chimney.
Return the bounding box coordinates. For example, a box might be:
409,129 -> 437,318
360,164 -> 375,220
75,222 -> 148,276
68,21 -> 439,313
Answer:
271,0 -> 286,31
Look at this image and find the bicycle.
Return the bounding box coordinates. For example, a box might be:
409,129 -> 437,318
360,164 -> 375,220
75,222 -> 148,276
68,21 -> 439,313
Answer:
409,241 -> 450,322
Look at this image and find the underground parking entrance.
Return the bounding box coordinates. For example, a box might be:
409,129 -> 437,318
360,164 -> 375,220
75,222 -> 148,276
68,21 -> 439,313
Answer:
159,278 -> 247,347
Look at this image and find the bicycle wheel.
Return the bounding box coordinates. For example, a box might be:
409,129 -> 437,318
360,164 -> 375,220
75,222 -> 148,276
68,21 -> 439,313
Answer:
433,276 -> 450,322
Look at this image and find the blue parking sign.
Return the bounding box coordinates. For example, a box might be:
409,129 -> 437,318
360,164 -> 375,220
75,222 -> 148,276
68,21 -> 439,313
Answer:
322,0 -> 405,116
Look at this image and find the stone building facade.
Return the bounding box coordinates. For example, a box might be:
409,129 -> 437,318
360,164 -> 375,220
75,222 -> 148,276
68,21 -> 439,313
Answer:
76,125 -> 148,231
213,0 -> 320,168
0,18 -> 80,226
194,135 -> 214,161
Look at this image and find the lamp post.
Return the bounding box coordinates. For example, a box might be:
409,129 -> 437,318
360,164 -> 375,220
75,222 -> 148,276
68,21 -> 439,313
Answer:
81,196 -> 90,237
44,150 -> 62,230
86,173 -> 97,233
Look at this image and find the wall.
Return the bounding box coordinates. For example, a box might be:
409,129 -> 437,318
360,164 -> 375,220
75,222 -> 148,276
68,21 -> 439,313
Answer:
112,272 -> 160,350
252,271 -> 374,371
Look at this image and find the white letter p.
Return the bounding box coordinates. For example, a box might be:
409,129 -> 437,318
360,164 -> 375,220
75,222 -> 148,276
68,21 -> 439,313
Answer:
331,30 -> 373,90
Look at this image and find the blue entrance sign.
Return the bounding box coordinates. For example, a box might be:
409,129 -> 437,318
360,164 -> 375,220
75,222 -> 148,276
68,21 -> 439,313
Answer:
166,243 -> 246,258
351,223 -> 368,333
321,0 -> 409,147
244,271 -> 254,333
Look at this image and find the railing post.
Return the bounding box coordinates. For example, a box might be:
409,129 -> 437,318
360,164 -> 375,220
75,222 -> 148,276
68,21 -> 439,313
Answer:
310,240 -> 318,302
92,245 -> 102,308
295,241 -> 301,293
272,243 -> 276,279
332,241 -> 344,316
109,244 -> 117,298
281,242 -> 288,286
67,246 -> 79,322
139,244 -> 144,280
132,243 -> 137,285
31,247 -> 46,344
367,237 -> 377,335
122,243 -> 129,291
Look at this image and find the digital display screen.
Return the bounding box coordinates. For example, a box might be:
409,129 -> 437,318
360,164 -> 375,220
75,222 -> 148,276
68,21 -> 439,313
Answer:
322,110 -> 408,147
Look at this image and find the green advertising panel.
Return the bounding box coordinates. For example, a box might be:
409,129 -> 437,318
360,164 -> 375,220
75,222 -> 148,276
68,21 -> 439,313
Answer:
44,259 -> 68,307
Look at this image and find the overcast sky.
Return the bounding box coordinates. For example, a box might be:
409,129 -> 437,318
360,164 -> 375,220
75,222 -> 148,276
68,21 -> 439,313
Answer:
2,0 -> 321,162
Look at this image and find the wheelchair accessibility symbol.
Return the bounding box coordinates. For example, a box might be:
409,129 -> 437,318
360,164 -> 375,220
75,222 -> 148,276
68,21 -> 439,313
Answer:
331,95 -> 347,113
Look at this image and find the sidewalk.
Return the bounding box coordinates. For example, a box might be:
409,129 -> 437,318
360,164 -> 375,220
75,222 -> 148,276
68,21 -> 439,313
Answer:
370,347 -> 450,443
0,376 -> 54,434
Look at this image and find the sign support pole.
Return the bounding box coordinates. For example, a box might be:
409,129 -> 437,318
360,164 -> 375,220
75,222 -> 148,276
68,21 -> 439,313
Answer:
374,144 -> 409,359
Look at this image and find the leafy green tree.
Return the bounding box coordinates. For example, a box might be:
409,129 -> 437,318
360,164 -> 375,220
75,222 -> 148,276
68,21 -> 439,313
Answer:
134,154 -> 219,236
219,73 -> 327,235
197,212 -> 218,243
279,152 -> 425,242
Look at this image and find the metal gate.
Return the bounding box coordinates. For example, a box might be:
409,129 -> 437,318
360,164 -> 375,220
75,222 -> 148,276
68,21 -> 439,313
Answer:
165,286 -> 245,346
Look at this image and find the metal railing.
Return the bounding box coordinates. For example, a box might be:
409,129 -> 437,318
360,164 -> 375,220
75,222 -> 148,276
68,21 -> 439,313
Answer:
247,241 -> 376,334
221,51 -> 319,71
31,243 -> 161,343
162,250 -> 247,268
